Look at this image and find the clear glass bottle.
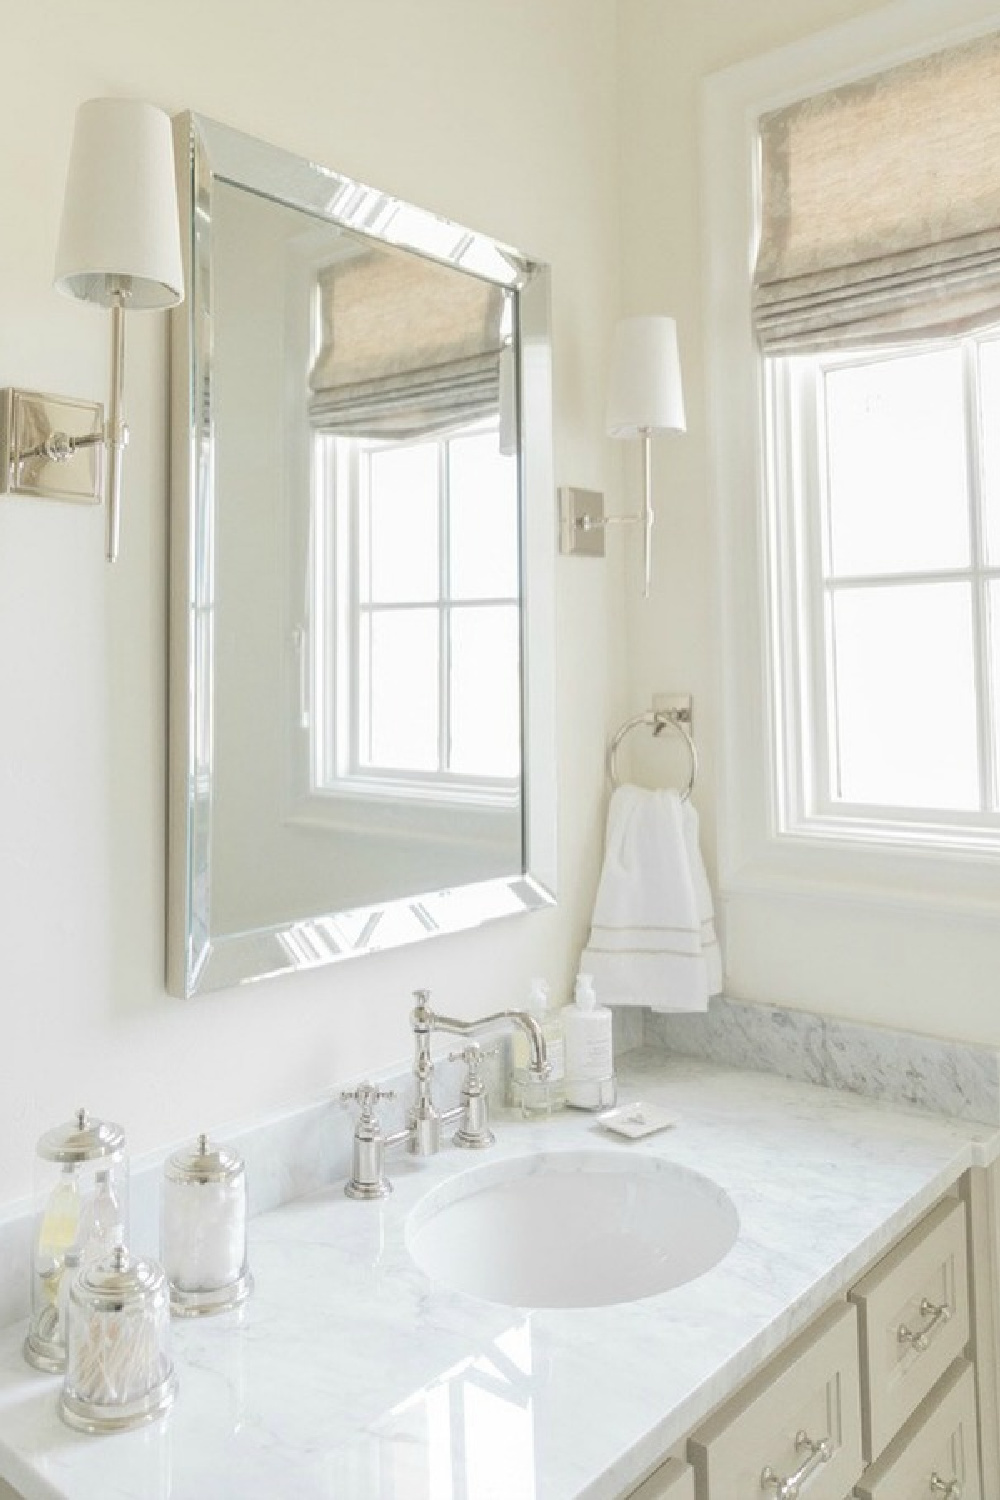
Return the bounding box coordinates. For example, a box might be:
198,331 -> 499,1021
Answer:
161,1134 -> 252,1316
24,1109 -> 129,1372
61,1245 -> 176,1433
511,977 -> 566,1115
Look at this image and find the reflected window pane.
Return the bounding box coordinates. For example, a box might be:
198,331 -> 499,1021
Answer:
830,582 -> 978,809
450,606 -> 520,777
365,444 -> 439,604
991,582 -> 1000,785
979,338 -> 1000,567
824,349 -> 969,576
363,609 -> 439,769
449,433 -> 519,600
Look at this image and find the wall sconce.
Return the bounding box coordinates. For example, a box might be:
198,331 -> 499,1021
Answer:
0,99 -> 183,562
559,314 -> 686,597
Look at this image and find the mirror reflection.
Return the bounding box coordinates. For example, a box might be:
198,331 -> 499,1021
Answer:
167,115 -> 556,997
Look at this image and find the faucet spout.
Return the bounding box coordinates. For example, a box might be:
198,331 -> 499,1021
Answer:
411,992 -> 549,1076
407,989 -> 550,1158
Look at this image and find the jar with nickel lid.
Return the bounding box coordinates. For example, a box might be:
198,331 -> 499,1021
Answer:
161,1134 -> 252,1315
61,1244 -> 176,1433
24,1108 -> 128,1372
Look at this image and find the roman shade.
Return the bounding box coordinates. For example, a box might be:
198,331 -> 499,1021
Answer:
753,29 -> 1000,351
309,246 -> 506,440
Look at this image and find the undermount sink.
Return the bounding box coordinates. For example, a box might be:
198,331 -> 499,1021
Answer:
405,1149 -> 739,1308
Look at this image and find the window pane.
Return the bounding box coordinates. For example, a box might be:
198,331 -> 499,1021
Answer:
449,433 -> 519,600
979,337 -> 1000,567
450,605 -> 520,777
364,444 -> 438,604
823,349 -> 969,576
362,609 -> 439,770
829,582 -> 978,809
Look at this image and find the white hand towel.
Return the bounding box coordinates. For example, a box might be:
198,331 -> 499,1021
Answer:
581,785 -> 722,1011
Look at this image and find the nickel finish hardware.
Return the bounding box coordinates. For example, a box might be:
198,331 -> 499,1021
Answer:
760,1430 -> 832,1499
342,988 -> 550,1197
897,1297 -> 952,1352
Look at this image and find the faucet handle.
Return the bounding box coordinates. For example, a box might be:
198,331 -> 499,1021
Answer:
447,1042 -> 497,1074
341,1082 -> 395,1201
341,1081 -> 395,1123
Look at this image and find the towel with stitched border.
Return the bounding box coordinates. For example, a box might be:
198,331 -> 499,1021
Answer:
580,784 -> 722,1011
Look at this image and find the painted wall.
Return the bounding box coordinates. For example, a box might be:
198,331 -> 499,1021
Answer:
0,0 -> 625,1203
616,0 -> 1000,1045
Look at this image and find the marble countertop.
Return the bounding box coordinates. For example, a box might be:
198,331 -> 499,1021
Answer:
0,1050 -> 994,1500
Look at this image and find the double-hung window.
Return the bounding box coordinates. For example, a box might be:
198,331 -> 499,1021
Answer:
752,27 -> 1000,859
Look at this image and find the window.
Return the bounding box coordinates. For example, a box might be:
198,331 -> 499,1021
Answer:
769,332 -> 1000,848
310,418 -> 521,806
703,4 -> 1000,903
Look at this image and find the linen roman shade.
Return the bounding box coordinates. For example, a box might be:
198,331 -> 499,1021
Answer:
753,29 -> 1000,351
309,245 -> 506,440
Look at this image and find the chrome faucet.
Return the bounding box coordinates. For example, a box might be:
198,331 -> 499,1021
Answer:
341,988 -> 550,1198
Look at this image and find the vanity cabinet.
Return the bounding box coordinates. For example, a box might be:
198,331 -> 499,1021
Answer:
854,1359 -> 979,1500
668,1181 -> 991,1500
624,1458 -> 696,1499
686,1302 -> 863,1499
849,1196 -> 969,1462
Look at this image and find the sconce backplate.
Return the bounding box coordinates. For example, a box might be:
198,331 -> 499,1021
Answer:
0,388 -> 104,504
559,486 -> 606,557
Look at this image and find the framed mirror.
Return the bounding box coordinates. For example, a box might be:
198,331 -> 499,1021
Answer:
167,113 -> 556,999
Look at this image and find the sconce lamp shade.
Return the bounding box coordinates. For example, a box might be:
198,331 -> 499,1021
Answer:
54,99 -> 184,311
606,315 -> 686,438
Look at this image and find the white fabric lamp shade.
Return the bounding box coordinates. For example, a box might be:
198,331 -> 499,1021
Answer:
54,98 -> 184,311
606,315 -> 686,438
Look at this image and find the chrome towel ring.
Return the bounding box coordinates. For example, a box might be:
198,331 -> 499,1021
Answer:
608,709 -> 698,799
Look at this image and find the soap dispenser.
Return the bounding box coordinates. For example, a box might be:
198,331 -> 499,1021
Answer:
564,973 -> 616,1110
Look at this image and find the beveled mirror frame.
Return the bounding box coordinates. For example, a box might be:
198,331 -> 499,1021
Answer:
166,113 -> 557,999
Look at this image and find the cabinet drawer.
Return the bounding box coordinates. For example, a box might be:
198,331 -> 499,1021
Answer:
687,1301 -> 862,1500
853,1359 -> 980,1500
849,1197 -> 969,1462
626,1457 -> 695,1499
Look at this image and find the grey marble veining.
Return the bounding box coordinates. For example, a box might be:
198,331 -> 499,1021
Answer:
0,1050 -> 993,1500
645,994 -> 1000,1125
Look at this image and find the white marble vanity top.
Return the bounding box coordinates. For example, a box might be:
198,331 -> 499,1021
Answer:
0,1049 -> 994,1500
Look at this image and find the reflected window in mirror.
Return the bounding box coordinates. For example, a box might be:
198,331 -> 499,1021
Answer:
308,418 -> 521,805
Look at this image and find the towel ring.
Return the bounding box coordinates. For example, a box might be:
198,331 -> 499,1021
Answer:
608,710 -> 698,799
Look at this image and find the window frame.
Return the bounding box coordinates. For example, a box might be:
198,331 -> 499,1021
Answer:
309,418 -> 522,813
702,0 -> 1000,918
767,338 -> 1000,854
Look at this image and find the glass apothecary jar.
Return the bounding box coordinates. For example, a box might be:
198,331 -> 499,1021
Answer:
162,1134 -> 252,1315
24,1109 -> 128,1372
61,1245 -> 176,1433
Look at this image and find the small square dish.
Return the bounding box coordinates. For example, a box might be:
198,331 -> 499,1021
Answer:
597,1101 -> 678,1139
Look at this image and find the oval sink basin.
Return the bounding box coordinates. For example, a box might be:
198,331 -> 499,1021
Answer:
405,1149 -> 739,1308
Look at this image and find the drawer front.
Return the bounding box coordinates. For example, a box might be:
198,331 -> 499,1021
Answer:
626,1457 -> 696,1499
853,1359 -> 980,1500
688,1301 -> 863,1500
849,1197 -> 969,1462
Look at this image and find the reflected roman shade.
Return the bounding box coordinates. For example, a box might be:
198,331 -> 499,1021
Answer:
309,246 -> 506,440
753,29 -> 1000,351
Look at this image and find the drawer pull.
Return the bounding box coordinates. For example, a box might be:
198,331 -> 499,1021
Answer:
929,1475 -> 962,1499
760,1430 -> 832,1499
897,1298 -> 952,1353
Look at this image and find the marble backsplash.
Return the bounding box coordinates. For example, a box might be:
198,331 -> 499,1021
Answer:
643,994 -> 1000,1128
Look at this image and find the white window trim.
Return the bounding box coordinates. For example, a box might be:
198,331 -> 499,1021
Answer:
702,0 -> 1000,920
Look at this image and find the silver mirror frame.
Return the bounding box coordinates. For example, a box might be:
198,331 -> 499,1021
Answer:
166,113 -> 557,999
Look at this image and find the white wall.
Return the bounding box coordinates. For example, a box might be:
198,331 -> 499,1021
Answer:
616,0 -> 1000,1046
0,0 -> 626,1203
